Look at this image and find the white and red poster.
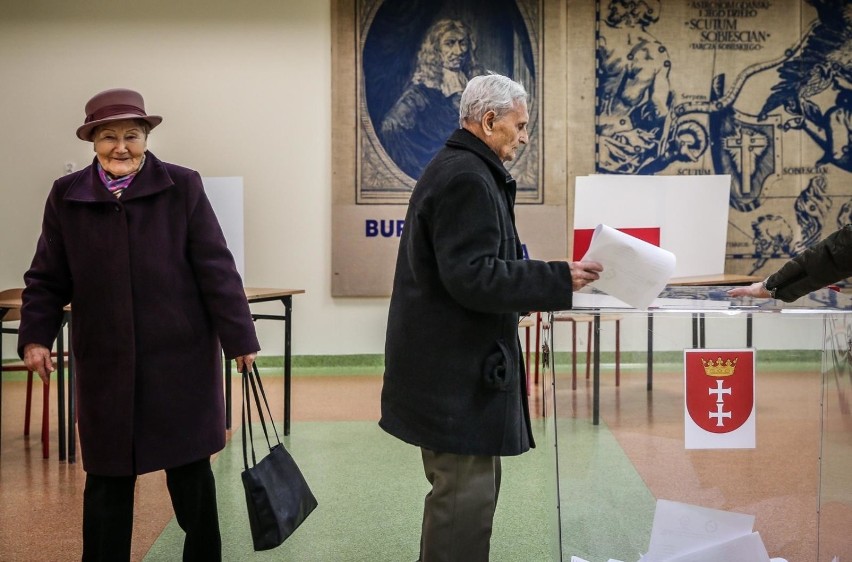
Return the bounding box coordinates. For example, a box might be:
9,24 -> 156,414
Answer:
684,349 -> 756,449
573,174 -> 730,278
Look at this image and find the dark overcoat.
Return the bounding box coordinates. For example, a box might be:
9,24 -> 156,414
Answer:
18,152 -> 259,476
381,129 -> 575,457
767,223 -> 852,302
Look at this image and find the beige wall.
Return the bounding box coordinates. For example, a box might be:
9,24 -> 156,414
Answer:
0,0 -> 392,358
0,1 -> 829,361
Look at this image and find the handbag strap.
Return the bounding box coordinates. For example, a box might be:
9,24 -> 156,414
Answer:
241,365 -> 256,469
240,363 -> 282,470
247,365 -> 273,450
248,362 -> 282,446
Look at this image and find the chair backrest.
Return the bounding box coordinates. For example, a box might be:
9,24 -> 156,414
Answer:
0,288 -> 24,322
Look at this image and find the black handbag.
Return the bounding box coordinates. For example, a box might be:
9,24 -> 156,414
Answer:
240,363 -> 318,551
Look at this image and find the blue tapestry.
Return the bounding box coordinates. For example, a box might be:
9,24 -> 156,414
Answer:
593,0 -> 851,280
357,0 -> 542,203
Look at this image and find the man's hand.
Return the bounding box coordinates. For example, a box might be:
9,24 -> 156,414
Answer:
569,260 -> 604,291
23,343 -> 54,384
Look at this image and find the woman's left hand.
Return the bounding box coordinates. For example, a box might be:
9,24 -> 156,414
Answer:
235,352 -> 257,374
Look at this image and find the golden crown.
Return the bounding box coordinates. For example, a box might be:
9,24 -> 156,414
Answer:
701,357 -> 737,377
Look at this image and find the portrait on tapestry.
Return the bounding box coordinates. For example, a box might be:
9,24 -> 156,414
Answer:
589,0 -> 851,282
356,0 -> 543,204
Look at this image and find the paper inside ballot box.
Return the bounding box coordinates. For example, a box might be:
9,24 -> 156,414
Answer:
571,499 -> 789,562
643,532 -> 771,562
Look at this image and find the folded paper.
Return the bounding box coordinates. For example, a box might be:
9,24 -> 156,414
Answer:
581,224 -> 676,310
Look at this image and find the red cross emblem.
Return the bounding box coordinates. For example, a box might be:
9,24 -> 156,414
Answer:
685,350 -> 754,434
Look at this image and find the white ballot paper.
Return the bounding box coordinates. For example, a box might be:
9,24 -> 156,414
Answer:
659,532 -> 770,562
642,500 -> 762,562
571,500 -> 788,562
581,224 -> 676,310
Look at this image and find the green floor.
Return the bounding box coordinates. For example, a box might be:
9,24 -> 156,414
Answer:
555,417 -> 655,561
143,416 -> 654,562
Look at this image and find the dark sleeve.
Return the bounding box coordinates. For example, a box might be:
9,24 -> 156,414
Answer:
767,224 -> 852,302
18,187 -> 73,358
429,173 -> 574,313
184,172 -> 260,358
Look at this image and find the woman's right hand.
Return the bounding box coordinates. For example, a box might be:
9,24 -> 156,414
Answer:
23,343 -> 55,384
235,352 -> 257,374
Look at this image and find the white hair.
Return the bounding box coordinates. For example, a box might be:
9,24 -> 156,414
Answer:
459,73 -> 527,128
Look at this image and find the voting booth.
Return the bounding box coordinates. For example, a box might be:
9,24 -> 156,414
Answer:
573,175 -> 731,279
203,176 -> 245,278
539,287 -> 852,561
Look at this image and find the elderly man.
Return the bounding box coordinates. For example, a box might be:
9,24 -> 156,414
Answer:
380,73 -> 603,561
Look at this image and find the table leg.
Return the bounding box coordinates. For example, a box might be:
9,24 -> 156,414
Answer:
746,313 -> 753,347
225,358 -> 232,430
284,296 -> 292,436
615,319 -> 621,386
593,313 -> 601,426
647,313 -> 654,391
692,313 -> 698,348
67,317 -> 76,463
571,321 -> 577,391
56,328 -> 67,462
533,313 -> 541,385
585,322 -> 592,380
542,312 -> 552,417
248,298 -> 295,434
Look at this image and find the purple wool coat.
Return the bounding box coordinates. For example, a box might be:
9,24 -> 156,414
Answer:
18,152 -> 259,476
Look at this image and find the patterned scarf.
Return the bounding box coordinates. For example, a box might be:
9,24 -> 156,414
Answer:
97,155 -> 145,198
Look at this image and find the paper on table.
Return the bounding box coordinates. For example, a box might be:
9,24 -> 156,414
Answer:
651,298 -> 732,310
570,293 -> 733,311
581,224 -> 676,310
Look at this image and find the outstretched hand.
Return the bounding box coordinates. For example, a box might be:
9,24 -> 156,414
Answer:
569,260 -> 604,291
727,282 -> 770,299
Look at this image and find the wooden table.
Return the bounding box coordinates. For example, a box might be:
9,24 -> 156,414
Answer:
669,273 -> 762,286
225,288 -> 305,435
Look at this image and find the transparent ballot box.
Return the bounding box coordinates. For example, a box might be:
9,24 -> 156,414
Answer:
539,287 -> 852,562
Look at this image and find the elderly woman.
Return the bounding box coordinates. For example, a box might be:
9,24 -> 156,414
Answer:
18,88 -> 259,561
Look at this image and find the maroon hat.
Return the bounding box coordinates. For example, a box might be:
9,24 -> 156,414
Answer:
76,88 -> 163,141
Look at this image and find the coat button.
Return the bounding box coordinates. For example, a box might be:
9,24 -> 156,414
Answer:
114,205 -> 121,212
